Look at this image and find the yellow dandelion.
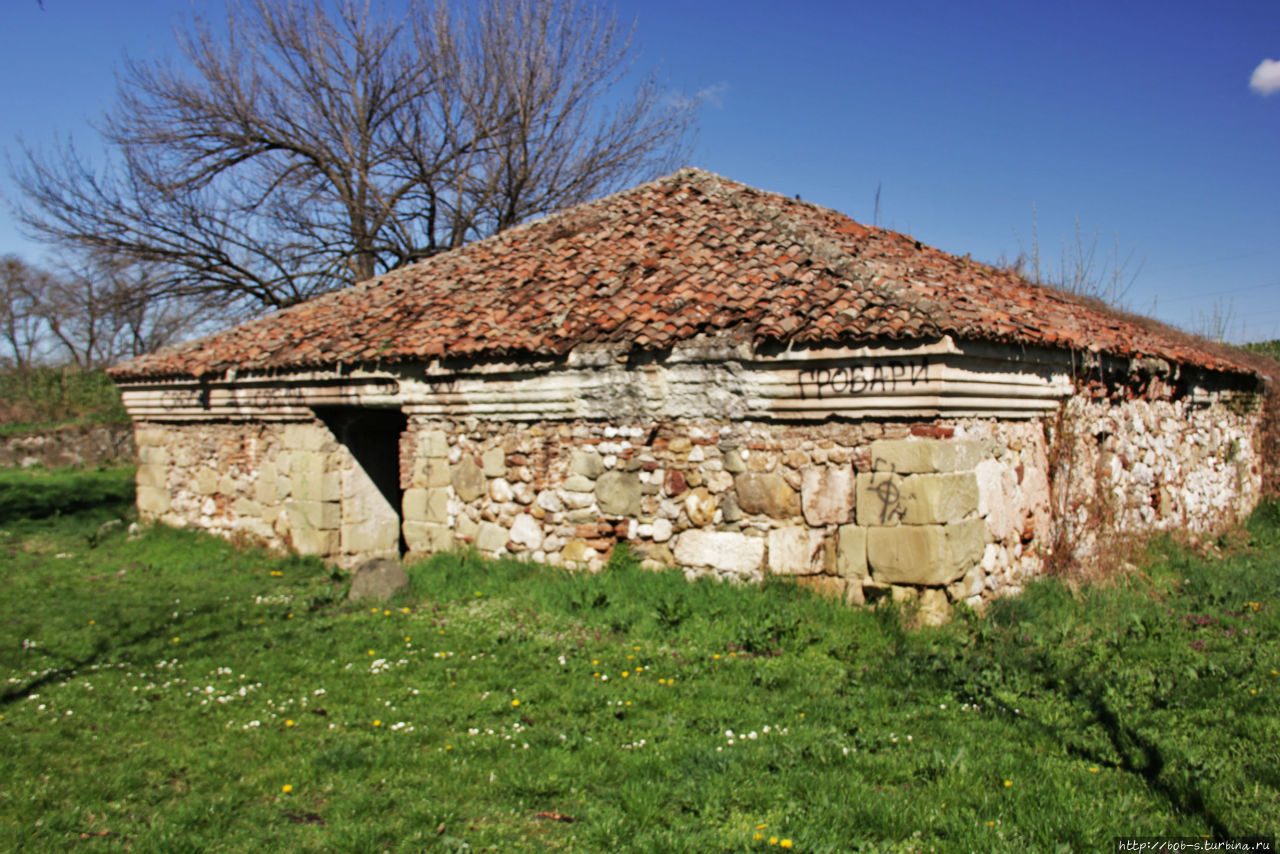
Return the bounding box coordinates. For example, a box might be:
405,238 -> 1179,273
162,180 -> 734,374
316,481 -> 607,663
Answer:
445,744 -> 452,750
1004,779 -> 1012,787
627,654 -> 635,660
401,607 -> 411,613
286,613 -> 293,619
756,824 -> 766,830
370,608 -> 377,613
1250,689 -> 1257,695
986,821 -> 996,827
383,610 -> 391,616
368,650 -> 375,655
625,701 -> 631,706
769,837 -> 779,845
281,784 -> 293,793
270,571 -> 283,577
405,636 -> 411,642
754,833 -> 764,841
373,719 -> 381,727
780,841 -> 793,849
172,637 -> 180,643
285,720 -> 295,727
512,699 -> 520,707
713,653 -> 721,659
622,671 -> 629,678
1088,767 -> 1099,773
1272,669 -> 1278,675
88,620 -> 95,625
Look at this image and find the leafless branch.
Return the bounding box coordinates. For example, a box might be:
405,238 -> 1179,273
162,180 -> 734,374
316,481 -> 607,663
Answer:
14,0 -> 694,317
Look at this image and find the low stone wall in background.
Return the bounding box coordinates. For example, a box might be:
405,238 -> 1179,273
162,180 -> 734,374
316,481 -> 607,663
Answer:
0,423 -> 135,469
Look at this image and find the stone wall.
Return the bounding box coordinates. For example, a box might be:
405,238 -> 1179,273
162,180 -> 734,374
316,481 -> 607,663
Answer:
1044,393 -> 1261,565
397,417 -> 1053,621
130,384 -> 1261,621
133,420 -> 398,565
0,423 -> 134,469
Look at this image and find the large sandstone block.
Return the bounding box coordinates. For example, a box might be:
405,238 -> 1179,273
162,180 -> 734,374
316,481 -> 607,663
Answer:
866,518 -> 985,586
137,485 -> 171,515
137,444 -> 168,466
283,423 -> 331,452
452,456 -> 486,502
868,439 -> 986,474
342,517 -> 401,554
285,499 -> 342,531
133,428 -> 167,447
596,471 -> 641,516
475,520 -> 509,553
404,521 -> 454,553
735,472 -> 799,518
423,429 -> 449,459
767,526 -> 826,575
290,452 -> 330,501
836,524 -> 868,579
403,487 -> 450,524
801,467 -> 855,525
194,467 -> 220,495
135,463 -> 165,489
857,472 -> 978,526
899,473 -> 979,524
290,526 -> 338,556
856,471 -> 905,526
673,530 -> 765,578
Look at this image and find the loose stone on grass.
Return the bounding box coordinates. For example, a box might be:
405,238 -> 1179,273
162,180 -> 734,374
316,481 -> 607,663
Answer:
347,556 -> 409,603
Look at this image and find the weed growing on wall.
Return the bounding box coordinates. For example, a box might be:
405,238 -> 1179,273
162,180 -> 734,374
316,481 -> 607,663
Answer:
1,468 -> 1277,851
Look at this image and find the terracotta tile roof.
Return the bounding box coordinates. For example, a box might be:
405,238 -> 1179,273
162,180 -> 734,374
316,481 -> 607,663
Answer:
109,168 -> 1252,381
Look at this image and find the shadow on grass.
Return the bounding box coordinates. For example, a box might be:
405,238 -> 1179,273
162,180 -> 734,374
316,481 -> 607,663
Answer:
0,467 -> 135,523
1,600 -> 232,709
903,616 -> 1235,839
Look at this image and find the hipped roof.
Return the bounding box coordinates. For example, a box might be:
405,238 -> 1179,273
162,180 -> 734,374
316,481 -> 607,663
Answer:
109,168 -> 1251,381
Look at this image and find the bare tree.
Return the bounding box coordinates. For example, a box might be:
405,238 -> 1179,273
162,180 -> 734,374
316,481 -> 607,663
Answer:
40,253 -> 201,368
15,0 -> 693,316
0,256 -> 50,369
0,253 -> 197,371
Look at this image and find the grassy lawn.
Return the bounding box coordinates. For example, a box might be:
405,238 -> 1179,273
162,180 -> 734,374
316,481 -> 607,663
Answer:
1,469 -> 1277,852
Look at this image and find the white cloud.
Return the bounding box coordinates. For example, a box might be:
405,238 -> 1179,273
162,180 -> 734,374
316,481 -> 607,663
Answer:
665,82 -> 729,111
1249,58 -> 1280,95
694,82 -> 729,109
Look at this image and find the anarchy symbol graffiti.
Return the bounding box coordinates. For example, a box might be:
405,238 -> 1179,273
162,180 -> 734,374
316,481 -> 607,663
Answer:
870,458 -> 906,524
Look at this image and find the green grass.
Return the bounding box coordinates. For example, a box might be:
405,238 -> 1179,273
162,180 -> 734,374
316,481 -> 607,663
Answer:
1,471 -> 1277,852
0,367 -> 127,436
0,465 -> 136,523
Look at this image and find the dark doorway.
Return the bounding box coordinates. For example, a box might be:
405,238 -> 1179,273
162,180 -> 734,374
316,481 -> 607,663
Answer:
314,407 -> 408,555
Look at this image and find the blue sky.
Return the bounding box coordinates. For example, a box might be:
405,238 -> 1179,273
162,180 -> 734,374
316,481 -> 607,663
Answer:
2,0 -> 1278,341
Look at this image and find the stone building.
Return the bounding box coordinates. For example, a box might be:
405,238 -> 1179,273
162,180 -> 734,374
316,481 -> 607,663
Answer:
108,169 -> 1263,616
